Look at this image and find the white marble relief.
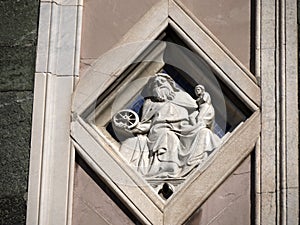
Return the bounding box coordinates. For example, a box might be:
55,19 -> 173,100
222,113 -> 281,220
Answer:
113,73 -> 221,180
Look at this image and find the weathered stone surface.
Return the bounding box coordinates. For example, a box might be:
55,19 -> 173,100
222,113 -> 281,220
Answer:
0,92 -> 33,195
0,46 -> 36,91
0,0 -> 38,92
0,1 -> 38,224
81,0 -> 161,60
0,0 -> 39,46
179,0 -> 251,69
0,196 -> 27,225
185,156 -> 252,225
0,91 -> 33,224
72,156 -> 139,225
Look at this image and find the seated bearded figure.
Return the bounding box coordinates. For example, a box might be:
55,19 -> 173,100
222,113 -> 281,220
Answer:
117,73 -> 221,178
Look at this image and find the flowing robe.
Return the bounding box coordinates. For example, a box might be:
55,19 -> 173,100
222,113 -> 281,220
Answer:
120,90 -> 220,178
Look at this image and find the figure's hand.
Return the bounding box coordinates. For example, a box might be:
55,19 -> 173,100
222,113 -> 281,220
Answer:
196,97 -> 205,105
196,118 -> 206,128
130,127 -> 143,134
130,122 -> 151,134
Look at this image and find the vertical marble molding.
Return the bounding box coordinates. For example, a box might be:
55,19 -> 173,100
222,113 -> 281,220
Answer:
26,1 -> 82,225
39,0 -> 83,6
259,0 -> 279,223
27,74 -> 74,225
26,73 -> 47,225
282,0 -> 299,224
258,0 -> 299,224
35,1 -> 82,76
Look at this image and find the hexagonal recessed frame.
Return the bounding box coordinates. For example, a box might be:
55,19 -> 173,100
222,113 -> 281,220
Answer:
71,1 -> 260,224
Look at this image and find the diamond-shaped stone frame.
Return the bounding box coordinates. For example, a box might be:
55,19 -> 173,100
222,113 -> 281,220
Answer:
71,1 -> 260,224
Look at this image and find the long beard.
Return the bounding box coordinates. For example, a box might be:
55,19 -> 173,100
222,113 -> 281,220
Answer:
152,86 -> 175,101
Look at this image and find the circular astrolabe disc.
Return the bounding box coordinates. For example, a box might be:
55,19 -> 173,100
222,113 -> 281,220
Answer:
113,109 -> 139,129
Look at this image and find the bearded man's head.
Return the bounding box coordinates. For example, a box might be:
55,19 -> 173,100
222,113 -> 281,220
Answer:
148,73 -> 179,101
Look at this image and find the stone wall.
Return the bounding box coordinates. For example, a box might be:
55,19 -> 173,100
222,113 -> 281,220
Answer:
0,0 -> 298,224
0,1 -> 39,224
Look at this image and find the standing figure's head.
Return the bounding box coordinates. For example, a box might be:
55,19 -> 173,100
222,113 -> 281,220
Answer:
146,73 -> 179,101
195,84 -> 205,97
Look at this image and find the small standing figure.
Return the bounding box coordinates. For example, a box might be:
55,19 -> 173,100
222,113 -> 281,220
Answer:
194,84 -> 215,130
